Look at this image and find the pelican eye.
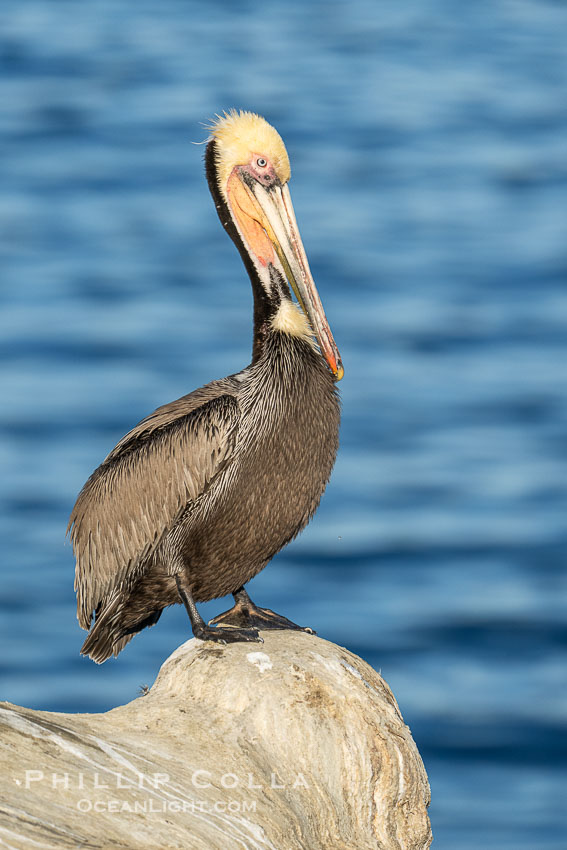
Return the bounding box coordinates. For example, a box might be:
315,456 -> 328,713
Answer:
256,157 -> 267,168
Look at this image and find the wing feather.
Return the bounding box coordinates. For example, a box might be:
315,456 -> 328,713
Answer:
69,390 -> 239,629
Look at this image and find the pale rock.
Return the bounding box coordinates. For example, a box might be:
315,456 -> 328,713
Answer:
0,632 -> 431,849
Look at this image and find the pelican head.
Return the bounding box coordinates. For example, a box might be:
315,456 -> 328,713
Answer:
207,110 -> 343,381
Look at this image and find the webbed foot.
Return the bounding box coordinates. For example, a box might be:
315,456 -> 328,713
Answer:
209,587 -> 316,634
175,573 -> 263,645
193,622 -> 263,645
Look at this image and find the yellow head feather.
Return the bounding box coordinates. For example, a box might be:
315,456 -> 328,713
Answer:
208,110 -> 291,196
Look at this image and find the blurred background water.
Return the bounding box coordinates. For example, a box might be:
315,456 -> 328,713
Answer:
1,0 -> 566,847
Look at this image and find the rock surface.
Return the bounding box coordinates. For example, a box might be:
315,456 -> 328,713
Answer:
0,632 -> 431,849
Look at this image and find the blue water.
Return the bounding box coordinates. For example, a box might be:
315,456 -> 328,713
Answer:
1,1 -> 566,847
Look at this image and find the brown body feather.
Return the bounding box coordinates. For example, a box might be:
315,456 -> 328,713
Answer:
69,332 -> 339,661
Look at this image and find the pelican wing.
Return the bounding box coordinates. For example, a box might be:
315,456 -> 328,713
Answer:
69,383 -> 239,629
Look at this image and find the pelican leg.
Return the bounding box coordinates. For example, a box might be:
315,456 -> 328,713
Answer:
209,587 -> 316,634
175,575 -> 262,644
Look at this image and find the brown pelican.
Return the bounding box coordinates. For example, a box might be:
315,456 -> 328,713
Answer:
69,110 -> 343,663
